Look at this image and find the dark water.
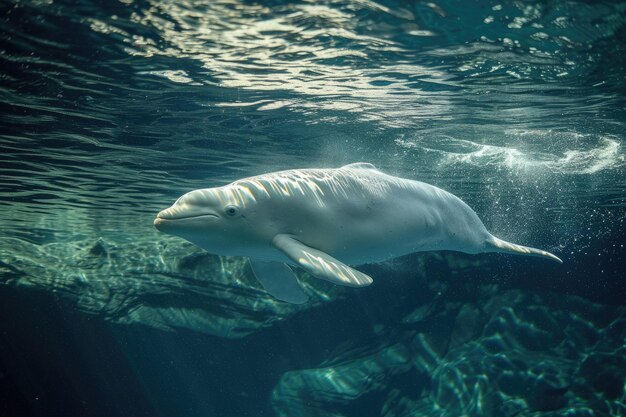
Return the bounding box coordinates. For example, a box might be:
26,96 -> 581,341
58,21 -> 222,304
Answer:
1,0 -> 625,416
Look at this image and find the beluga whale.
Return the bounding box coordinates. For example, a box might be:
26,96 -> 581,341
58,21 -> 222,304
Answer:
154,163 -> 562,304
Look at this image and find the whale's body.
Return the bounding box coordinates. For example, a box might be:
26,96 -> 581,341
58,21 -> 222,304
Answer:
155,163 -> 561,303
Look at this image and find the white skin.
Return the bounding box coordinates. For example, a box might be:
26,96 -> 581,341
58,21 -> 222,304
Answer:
154,163 -> 561,267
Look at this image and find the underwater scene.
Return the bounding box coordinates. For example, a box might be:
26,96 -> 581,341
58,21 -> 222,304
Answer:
1,0 -> 625,416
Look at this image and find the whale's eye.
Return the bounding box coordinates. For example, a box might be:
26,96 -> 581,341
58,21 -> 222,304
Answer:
225,205 -> 239,217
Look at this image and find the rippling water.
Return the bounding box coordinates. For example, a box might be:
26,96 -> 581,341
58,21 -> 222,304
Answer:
1,0 -> 625,416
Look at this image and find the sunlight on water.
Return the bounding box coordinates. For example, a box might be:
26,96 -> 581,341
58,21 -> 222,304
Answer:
396,134 -> 622,174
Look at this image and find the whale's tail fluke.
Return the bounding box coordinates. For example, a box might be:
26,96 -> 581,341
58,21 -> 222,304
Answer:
487,236 -> 563,263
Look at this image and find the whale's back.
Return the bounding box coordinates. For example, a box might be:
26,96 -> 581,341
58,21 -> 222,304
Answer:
231,163 -> 492,263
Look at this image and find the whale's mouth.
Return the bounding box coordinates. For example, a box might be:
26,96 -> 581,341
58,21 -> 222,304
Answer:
154,212 -> 219,230
157,213 -> 218,221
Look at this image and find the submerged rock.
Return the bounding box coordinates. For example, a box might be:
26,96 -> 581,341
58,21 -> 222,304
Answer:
0,236 -> 495,338
0,236 -> 342,338
579,353 -> 626,400
272,289 -> 626,417
2,234 -> 624,416
272,343 -> 413,417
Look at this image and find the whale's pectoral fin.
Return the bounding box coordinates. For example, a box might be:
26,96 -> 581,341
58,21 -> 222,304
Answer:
272,234 -> 373,287
249,259 -> 308,304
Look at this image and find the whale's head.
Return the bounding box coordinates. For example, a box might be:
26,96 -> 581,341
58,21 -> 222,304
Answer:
154,186 -> 261,255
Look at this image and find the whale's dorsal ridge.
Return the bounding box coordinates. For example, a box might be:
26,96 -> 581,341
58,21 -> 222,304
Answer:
341,162 -> 378,171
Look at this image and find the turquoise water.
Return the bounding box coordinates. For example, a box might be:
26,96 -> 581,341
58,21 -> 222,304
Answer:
0,0 -> 625,416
